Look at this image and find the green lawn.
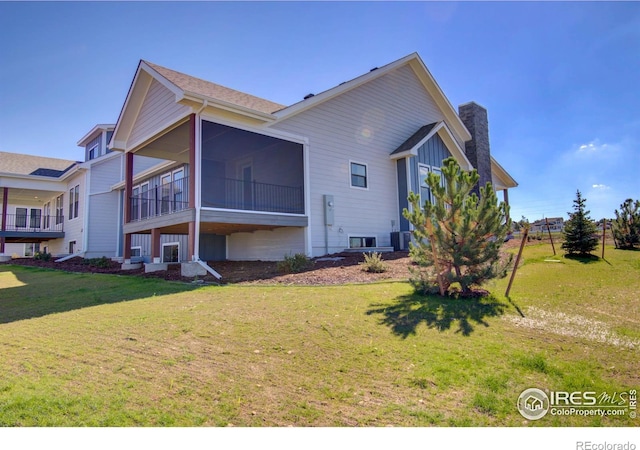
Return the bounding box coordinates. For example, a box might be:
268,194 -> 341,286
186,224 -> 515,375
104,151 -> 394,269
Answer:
0,245 -> 638,426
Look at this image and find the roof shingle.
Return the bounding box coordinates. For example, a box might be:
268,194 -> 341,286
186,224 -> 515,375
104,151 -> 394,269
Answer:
144,61 -> 286,115
0,152 -> 77,177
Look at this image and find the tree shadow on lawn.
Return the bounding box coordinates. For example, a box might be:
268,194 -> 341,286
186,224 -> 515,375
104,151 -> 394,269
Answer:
366,292 -> 507,337
563,253 -> 601,264
0,265 -> 197,325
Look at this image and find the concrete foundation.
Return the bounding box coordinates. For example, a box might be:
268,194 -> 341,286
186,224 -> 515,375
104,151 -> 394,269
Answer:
144,263 -> 168,273
0,255 -> 12,262
120,262 -> 142,270
181,262 -> 207,277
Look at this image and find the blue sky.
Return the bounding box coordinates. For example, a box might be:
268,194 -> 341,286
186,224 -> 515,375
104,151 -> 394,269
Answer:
1,1 -> 639,221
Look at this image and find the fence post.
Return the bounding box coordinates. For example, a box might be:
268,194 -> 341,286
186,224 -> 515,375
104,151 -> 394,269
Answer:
505,227 -> 529,298
545,217 -> 556,255
601,218 -> 606,259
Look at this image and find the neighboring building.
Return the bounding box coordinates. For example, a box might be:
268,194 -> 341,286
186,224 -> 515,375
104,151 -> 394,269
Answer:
530,217 -> 564,233
1,52 -> 517,274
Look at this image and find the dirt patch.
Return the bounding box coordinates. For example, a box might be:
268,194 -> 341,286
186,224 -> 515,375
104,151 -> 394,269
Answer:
2,252 -> 414,286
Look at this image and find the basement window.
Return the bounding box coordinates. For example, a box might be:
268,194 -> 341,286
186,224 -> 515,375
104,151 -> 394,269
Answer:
162,242 -> 179,263
349,236 -> 377,249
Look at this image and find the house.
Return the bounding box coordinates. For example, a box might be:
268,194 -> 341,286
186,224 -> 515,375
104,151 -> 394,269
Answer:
530,217 -> 564,233
109,52 -> 517,274
1,52 -> 517,275
0,126 -> 161,261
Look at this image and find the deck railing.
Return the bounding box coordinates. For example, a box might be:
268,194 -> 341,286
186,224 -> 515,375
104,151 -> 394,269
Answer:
213,177 -> 304,214
128,175 -> 304,222
1,214 -> 64,233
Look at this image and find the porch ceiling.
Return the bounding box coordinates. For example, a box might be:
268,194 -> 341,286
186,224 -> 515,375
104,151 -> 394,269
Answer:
133,121 -> 190,163
131,222 -> 292,236
0,188 -> 63,207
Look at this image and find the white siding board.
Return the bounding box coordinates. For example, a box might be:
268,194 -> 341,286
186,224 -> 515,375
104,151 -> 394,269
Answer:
89,155 -> 123,193
227,227 -> 305,261
272,65 -> 445,255
85,192 -> 120,258
128,79 -> 190,148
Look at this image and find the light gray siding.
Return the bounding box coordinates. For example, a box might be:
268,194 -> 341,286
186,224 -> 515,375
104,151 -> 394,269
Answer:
227,227 -> 305,261
89,154 -> 122,194
84,192 -> 120,258
271,65 -> 446,256
130,233 -> 189,263
129,78 -> 191,148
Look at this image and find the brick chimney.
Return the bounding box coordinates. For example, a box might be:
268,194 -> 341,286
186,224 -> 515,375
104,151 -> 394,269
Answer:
458,102 -> 492,195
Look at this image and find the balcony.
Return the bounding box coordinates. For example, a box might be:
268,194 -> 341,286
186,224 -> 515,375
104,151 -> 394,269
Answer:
0,214 -> 65,242
129,176 -> 189,222
203,177 -> 304,215
129,176 -> 304,221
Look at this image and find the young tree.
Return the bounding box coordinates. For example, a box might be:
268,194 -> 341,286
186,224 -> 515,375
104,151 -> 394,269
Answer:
403,157 -> 512,296
612,198 -> 640,249
561,190 -> 599,256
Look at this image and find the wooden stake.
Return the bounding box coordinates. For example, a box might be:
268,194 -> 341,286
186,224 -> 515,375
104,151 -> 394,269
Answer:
545,217 -> 556,255
505,227 -> 528,298
601,218 -> 606,259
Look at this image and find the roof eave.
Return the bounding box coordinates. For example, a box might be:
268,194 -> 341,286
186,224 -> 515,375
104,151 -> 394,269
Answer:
77,124 -> 116,147
273,53 -> 420,122
181,92 -> 277,122
491,156 -> 518,189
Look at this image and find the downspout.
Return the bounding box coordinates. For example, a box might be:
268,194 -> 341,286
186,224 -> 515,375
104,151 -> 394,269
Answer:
193,100 -> 208,262
82,168 -> 90,256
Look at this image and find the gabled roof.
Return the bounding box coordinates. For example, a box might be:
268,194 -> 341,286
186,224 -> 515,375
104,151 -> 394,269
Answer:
389,122 -> 473,171
77,124 -> 115,147
143,61 -> 286,115
390,123 -> 439,157
0,152 -> 77,177
491,157 -> 518,189
273,53 -> 472,144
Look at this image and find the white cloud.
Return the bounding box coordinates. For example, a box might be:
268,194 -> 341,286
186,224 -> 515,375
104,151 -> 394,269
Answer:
592,184 -> 610,190
577,139 -> 610,154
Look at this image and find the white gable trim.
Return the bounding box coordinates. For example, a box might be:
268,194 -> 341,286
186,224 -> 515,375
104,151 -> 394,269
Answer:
390,122 -> 473,171
491,157 -> 518,189
272,53 -> 472,144
110,64 -> 153,151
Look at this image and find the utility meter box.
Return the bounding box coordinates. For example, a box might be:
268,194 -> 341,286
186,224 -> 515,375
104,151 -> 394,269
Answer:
323,194 -> 334,226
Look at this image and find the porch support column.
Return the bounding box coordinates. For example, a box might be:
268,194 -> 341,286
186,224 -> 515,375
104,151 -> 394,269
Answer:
189,113 -> 196,210
188,113 -> 197,261
151,228 -> 161,263
188,221 -> 196,262
1,187 -> 7,254
124,152 -> 133,224
503,189 -> 510,222
123,234 -> 132,261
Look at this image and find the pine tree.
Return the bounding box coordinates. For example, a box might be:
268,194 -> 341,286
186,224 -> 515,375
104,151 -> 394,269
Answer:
403,157 -> 512,296
561,190 -> 599,256
612,198 -> 640,249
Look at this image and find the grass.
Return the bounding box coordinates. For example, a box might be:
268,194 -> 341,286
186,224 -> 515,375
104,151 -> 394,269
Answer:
0,244 -> 638,426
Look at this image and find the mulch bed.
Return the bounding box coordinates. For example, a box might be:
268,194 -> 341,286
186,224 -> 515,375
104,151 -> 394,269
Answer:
1,236 -> 561,286
2,252 -> 414,286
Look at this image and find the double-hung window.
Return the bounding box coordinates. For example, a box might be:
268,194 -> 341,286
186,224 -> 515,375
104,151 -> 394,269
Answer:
350,161 -> 368,189
55,194 -> 64,225
69,185 -> 79,220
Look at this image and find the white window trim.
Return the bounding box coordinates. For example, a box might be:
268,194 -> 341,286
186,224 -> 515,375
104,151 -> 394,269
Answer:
347,235 -> 378,249
69,185 -> 80,220
88,143 -> 99,160
130,246 -> 142,257
161,242 -> 180,263
349,160 -> 369,190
